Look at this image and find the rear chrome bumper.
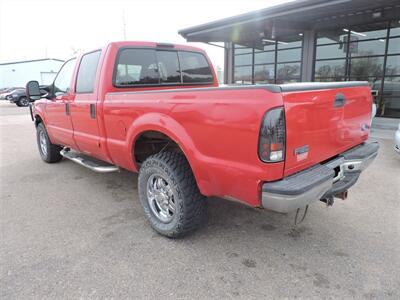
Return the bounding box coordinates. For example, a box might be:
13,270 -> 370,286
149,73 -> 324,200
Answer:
261,140 -> 379,213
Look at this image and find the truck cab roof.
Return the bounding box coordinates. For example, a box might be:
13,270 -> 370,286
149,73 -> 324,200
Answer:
106,41 -> 207,54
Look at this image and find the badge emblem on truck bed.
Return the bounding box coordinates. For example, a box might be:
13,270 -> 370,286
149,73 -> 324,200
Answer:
294,145 -> 309,161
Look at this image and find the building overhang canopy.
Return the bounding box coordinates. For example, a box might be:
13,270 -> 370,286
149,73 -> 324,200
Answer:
179,0 -> 400,45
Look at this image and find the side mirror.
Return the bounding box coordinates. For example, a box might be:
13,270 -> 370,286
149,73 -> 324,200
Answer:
26,80 -> 41,101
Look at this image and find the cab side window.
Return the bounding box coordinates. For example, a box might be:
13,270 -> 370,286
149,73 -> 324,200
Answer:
76,50 -> 101,93
53,58 -> 76,95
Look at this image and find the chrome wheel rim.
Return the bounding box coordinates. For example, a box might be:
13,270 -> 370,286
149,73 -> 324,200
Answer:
147,174 -> 175,223
21,98 -> 28,106
39,131 -> 48,157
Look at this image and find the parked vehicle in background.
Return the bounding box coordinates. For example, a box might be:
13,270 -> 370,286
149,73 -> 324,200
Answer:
0,87 -> 22,100
0,88 -> 9,99
6,89 -> 30,106
26,41 -> 378,238
5,87 -> 47,107
395,123 -> 400,154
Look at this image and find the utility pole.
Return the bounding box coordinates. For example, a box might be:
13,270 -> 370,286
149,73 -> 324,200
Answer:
122,10 -> 127,40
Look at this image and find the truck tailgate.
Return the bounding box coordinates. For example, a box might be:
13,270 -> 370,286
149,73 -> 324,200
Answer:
282,82 -> 372,177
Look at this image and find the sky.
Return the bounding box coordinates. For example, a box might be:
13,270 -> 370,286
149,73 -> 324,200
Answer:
0,0 -> 293,69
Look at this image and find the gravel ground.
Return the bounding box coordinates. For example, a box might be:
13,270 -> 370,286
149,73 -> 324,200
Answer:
1,102 -> 399,299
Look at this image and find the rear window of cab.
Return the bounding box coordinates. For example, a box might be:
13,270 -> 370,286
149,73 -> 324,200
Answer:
114,48 -> 214,87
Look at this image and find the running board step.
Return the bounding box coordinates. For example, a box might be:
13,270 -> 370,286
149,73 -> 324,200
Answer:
60,148 -> 119,173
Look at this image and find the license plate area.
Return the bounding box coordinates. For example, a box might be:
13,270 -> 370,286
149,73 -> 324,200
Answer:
324,157 -> 345,183
332,165 -> 344,182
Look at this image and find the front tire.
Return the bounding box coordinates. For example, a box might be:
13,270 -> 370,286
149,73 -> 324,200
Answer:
138,152 -> 206,238
36,123 -> 63,163
17,97 -> 29,107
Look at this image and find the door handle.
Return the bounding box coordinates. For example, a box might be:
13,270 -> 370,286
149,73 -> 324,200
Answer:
65,103 -> 70,115
334,93 -> 346,107
90,104 -> 96,119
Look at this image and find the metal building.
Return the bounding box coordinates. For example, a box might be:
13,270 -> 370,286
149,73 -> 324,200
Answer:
179,0 -> 400,118
0,58 -> 64,89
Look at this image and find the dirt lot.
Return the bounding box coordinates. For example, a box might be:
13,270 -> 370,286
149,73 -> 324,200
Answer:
1,102 -> 399,299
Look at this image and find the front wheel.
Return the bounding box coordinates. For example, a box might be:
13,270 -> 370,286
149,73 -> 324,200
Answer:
17,97 -> 29,107
36,123 -> 63,163
138,152 -> 206,238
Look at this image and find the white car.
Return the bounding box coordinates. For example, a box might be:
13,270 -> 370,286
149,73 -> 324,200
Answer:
395,123 -> 400,154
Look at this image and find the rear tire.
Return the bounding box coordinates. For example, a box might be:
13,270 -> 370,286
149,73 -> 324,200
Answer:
36,123 -> 63,163
138,151 -> 206,238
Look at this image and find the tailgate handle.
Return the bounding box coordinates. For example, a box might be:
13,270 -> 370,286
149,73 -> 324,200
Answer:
334,93 -> 346,107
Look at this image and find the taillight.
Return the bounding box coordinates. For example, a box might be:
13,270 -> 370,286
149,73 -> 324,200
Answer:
258,107 -> 286,162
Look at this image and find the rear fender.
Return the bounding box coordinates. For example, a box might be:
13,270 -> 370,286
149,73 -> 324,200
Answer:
126,113 -> 211,195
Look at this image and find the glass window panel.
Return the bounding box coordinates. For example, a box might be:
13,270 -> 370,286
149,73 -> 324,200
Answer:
263,43 -> 276,51
348,77 -> 381,89
381,76 -> 400,118
179,51 -> 213,84
254,65 -> 275,83
314,59 -> 346,78
234,66 -> 252,84
317,30 -> 348,45
383,77 -> 400,98
234,53 -> 252,66
254,51 -> 275,64
234,44 -> 253,54
347,28 -> 387,40
349,56 -> 384,78
348,39 -> 386,57
276,78 -> 301,84
277,48 -> 301,62
54,59 -> 76,94
388,37 -> 400,54
76,51 -> 101,93
277,40 -> 302,50
255,43 -> 275,52
316,43 -> 347,59
390,20 -> 400,37
115,49 -> 159,86
314,78 -> 339,82
385,55 -> 400,76
276,62 -> 300,79
156,51 -> 181,84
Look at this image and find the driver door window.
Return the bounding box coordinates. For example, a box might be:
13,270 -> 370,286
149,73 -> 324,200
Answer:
53,58 -> 76,96
45,58 -> 77,148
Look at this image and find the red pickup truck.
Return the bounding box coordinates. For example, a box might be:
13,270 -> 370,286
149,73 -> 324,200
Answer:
26,41 -> 378,237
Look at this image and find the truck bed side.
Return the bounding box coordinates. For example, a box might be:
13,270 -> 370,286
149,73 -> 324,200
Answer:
103,86 -> 284,206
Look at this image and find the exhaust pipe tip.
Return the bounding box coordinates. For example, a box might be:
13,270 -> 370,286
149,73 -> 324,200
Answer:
335,190 -> 348,200
320,196 -> 334,206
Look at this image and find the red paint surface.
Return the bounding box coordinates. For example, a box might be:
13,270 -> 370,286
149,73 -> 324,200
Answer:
283,87 -> 371,176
